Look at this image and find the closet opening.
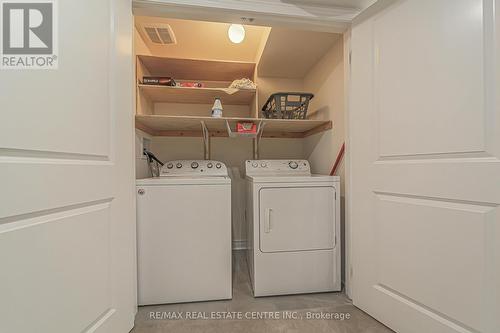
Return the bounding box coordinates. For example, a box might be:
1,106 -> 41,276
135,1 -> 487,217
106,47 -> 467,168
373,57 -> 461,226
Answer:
133,13 -> 348,328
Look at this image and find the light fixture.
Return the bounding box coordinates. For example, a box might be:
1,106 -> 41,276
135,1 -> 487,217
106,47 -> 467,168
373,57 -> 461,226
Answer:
228,24 -> 245,44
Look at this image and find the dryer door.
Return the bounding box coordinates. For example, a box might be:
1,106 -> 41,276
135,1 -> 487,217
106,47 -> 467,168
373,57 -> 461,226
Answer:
259,186 -> 335,252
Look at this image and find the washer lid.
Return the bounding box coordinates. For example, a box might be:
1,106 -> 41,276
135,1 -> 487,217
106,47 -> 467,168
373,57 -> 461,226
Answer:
246,174 -> 339,183
136,176 -> 230,186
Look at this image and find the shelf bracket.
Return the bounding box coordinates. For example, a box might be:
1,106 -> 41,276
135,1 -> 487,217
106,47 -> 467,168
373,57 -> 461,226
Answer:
201,121 -> 211,160
253,120 -> 266,159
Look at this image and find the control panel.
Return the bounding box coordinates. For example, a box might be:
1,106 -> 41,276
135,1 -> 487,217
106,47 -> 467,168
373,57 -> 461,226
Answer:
245,160 -> 311,176
160,160 -> 228,177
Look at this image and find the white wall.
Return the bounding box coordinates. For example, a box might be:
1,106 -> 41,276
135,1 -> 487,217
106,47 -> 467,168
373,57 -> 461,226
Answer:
149,137 -> 306,171
304,36 -> 345,193
135,129 -> 151,179
135,28 -> 151,56
303,36 -> 346,285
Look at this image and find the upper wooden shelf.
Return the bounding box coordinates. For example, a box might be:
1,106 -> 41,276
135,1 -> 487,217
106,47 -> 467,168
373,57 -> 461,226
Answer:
139,85 -> 256,105
135,115 -> 332,139
137,55 -> 256,81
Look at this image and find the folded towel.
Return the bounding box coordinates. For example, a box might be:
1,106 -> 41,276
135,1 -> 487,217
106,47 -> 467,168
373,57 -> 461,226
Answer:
225,78 -> 257,94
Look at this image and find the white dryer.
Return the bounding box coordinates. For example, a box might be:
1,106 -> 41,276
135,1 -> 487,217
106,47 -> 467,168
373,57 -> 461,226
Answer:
245,160 -> 340,297
136,160 -> 231,305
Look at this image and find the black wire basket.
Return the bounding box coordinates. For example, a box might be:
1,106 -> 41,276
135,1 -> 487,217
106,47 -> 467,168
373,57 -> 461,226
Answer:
261,92 -> 314,119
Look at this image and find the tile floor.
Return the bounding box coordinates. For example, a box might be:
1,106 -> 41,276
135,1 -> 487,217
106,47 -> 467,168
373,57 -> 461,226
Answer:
131,251 -> 393,333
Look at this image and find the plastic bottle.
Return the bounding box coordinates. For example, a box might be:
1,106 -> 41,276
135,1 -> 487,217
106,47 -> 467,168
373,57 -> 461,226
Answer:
212,97 -> 223,118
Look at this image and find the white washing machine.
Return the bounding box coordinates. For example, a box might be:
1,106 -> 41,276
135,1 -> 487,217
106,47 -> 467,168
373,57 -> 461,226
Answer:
136,160 -> 232,305
245,159 -> 340,297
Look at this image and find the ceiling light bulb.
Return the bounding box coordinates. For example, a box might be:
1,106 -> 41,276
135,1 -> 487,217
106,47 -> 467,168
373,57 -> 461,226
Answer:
228,24 -> 245,44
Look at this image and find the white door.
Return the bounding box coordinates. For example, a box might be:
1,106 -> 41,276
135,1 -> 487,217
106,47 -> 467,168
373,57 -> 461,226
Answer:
0,0 -> 136,332
349,0 -> 500,333
259,187 -> 335,252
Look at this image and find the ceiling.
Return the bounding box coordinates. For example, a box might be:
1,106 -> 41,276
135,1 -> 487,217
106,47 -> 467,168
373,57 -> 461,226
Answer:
135,16 -> 341,79
133,0 -> 378,34
257,28 -> 341,78
135,16 -> 269,62
281,0 -> 376,10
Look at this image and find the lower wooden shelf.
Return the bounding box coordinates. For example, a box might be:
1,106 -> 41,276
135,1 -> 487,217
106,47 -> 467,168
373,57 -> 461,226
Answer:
135,115 -> 333,138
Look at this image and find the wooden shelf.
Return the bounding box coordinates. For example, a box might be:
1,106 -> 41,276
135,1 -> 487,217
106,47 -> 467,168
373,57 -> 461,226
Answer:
137,55 -> 256,81
135,115 -> 332,138
139,85 -> 256,105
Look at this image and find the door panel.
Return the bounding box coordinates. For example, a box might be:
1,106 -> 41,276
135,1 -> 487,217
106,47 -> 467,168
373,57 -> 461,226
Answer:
0,204 -> 111,332
0,0 -> 111,156
350,0 -> 500,333
376,194 -> 490,330
0,0 -> 135,332
259,187 -> 335,252
375,0 -> 485,157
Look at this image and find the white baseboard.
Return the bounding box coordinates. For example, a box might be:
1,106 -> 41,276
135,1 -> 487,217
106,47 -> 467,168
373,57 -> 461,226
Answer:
232,239 -> 247,250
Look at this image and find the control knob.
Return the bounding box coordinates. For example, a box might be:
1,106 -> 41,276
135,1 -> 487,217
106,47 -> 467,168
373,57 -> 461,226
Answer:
191,162 -> 199,169
216,163 -> 222,169
289,161 -> 298,169
176,163 -> 182,168
166,163 -> 173,169
207,163 -> 213,168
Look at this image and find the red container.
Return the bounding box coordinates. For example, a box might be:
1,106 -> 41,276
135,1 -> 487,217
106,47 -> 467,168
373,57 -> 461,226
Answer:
237,122 -> 256,134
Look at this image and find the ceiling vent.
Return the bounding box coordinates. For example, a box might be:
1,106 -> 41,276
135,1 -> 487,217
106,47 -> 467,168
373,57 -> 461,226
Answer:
137,23 -> 177,46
